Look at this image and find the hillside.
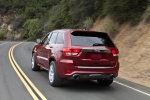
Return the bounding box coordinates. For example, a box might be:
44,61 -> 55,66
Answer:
0,0 -> 148,40
92,17 -> 150,87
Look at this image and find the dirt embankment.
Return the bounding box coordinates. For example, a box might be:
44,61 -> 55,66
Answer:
92,17 -> 150,88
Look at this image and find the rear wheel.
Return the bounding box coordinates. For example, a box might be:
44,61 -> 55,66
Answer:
49,61 -> 63,87
97,79 -> 113,86
31,54 -> 40,71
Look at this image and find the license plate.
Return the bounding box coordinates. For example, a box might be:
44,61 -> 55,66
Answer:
91,54 -> 101,60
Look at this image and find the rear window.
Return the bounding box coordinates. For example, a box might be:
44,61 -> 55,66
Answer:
71,31 -> 115,47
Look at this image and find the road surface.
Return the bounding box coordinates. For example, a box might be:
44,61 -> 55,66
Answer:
0,42 -> 150,100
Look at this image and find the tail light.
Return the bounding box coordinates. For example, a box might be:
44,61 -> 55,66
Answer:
110,49 -> 119,56
62,48 -> 81,56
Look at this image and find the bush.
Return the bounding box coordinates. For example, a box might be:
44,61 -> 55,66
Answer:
104,21 -> 119,39
142,3 -> 150,23
102,0 -> 148,23
0,29 -> 6,39
83,17 -> 93,30
22,18 -> 42,40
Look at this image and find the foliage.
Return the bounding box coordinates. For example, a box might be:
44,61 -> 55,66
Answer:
94,0 -> 105,18
0,0 -> 149,40
104,21 -> 119,39
22,18 -> 42,40
83,17 -> 93,30
0,29 -> 5,39
142,2 -> 150,22
103,0 -> 148,23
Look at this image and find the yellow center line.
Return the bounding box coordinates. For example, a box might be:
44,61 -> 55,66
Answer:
8,42 -> 47,100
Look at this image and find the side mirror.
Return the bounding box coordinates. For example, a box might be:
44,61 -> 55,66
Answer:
36,39 -> 41,44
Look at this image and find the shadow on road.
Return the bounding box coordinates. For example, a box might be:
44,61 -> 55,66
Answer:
61,80 -> 115,92
39,69 -> 116,92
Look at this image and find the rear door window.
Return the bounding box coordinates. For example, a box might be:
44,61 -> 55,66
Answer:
42,32 -> 52,44
49,32 -> 58,44
56,33 -> 64,44
71,31 -> 115,47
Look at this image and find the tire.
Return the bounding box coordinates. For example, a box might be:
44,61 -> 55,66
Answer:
49,61 -> 63,87
31,54 -> 40,71
97,79 -> 113,86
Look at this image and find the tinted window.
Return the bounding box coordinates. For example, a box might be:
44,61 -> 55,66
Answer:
42,33 -> 50,44
43,32 -> 52,44
49,32 -> 58,44
56,33 -> 64,44
71,32 -> 115,47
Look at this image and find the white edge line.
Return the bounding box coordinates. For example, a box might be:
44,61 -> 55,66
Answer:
114,81 -> 150,97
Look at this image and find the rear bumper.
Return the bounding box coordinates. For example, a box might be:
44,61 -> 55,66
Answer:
57,59 -> 119,79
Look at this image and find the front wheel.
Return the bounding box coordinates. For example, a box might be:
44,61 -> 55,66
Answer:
97,79 -> 113,86
31,54 -> 40,71
49,61 -> 63,87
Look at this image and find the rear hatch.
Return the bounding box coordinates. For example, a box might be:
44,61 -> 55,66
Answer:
70,31 -> 119,67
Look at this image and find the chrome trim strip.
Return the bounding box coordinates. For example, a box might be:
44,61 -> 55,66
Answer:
37,56 -> 48,61
60,59 -> 73,63
77,66 -> 113,69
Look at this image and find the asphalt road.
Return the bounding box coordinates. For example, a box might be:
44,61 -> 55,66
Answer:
0,42 -> 150,100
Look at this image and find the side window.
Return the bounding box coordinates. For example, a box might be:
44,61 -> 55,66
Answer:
42,32 -> 52,44
49,32 -> 58,44
56,33 -> 64,44
44,32 -> 52,44
42,33 -> 49,44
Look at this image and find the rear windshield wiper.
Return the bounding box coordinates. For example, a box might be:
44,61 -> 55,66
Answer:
93,43 -> 104,46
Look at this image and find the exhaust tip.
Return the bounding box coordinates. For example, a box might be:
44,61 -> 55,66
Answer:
110,74 -> 115,79
73,74 -> 80,80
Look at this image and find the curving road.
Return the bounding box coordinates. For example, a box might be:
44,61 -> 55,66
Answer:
0,42 -> 150,100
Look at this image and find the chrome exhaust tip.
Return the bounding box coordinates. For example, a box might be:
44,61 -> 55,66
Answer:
73,74 -> 80,80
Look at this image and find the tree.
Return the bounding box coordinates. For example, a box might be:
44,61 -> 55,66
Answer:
22,18 -> 42,40
103,0 -> 148,22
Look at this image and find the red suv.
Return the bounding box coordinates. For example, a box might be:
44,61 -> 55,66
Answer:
32,29 -> 119,87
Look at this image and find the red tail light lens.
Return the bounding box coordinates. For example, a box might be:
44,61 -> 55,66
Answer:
63,48 -> 81,56
71,48 -> 81,56
111,49 -> 119,56
62,48 -> 72,56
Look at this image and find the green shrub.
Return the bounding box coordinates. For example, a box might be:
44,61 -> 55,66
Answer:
83,17 -> 93,30
0,29 -> 5,39
22,18 -> 42,41
104,21 -> 119,39
142,3 -> 150,22
102,0 -> 148,23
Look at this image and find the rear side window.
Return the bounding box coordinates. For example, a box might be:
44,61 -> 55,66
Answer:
49,32 -> 58,44
71,32 -> 115,47
56,33 -> 64,44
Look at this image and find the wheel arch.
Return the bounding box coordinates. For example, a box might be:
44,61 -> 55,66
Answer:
49,57 -> 62,77
32,51 -> 34,55
49,57 -> 56,64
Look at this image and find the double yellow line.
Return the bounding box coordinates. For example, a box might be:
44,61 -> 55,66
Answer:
8,42 -> 47,100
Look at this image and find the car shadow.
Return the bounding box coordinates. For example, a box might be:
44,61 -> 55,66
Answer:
59,80 -> 116,92
39,69 -> 116,92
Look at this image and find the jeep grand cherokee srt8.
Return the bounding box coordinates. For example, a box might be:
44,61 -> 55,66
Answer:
31,29 -> 119,87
